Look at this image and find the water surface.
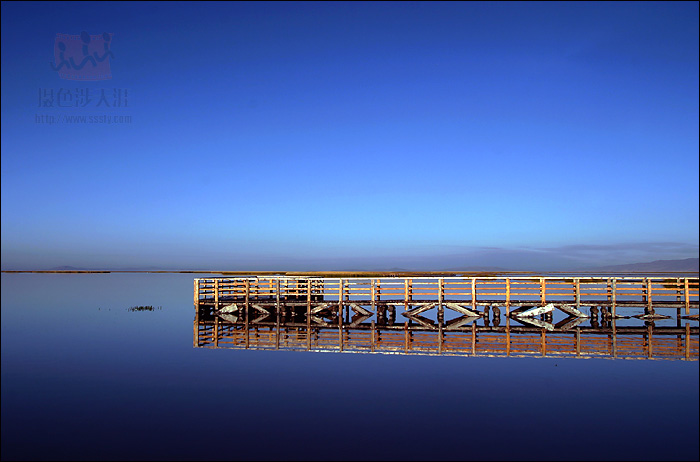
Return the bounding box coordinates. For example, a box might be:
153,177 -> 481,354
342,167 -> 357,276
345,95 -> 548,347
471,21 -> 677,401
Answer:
2,273 -> 698,461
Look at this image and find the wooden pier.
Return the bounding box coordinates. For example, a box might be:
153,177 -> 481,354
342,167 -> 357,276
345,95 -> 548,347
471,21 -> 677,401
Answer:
194,275 -> 698,360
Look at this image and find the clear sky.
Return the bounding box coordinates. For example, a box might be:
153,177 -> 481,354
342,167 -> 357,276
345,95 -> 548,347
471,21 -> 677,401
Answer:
1,1 -> 698,271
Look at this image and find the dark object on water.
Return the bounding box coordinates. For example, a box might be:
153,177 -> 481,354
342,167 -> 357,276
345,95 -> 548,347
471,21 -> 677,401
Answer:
127,305 -> 162,312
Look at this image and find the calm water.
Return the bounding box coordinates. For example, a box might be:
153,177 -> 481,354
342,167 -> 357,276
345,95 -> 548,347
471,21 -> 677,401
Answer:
2,273 -> 698,461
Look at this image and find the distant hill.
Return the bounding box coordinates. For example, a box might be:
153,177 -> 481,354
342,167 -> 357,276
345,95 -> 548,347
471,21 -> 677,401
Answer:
445,266 -> 509,272
592,258 -> 699,272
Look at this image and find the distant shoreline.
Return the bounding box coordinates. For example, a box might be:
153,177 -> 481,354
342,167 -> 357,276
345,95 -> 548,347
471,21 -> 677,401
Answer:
2,270 -> 698,277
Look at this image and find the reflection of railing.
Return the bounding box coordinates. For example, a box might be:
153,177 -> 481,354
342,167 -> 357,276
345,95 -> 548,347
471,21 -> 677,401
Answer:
194,308 -> 699,361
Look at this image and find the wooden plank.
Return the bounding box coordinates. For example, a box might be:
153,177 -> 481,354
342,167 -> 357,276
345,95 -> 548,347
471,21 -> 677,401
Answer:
349,304 -> 372,316
404,303 -> 437,317
348,314 -> 371,327
509,305 -> 534,317
515,304 -> 554,318
444,303 -> 480,317
404,314 -> 435,329
516,316 -> 554,331
446,315 -> 480,330
554,316 -> 586,331
558,304 -> 588,318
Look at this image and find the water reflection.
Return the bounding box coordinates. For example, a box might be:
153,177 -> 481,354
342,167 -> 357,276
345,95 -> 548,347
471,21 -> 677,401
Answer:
194,304 -> 699,361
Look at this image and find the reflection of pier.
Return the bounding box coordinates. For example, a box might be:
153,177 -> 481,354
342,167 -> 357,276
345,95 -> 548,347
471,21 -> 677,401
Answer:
194,308 -> 699,360
194,276 -> 699,360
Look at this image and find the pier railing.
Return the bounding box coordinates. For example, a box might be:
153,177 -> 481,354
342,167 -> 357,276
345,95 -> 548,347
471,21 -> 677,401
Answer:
195,276 -> 699,314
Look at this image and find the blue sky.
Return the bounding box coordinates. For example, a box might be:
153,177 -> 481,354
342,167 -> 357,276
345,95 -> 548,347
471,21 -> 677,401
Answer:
1,1 -> 698,270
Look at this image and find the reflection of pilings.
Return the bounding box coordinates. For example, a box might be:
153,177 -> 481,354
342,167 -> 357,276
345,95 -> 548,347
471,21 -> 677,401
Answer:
195,309 -> 699,361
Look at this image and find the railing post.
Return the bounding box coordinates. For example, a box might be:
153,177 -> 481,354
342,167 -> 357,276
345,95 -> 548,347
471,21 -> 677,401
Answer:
276,279 -> 281,350
574,278 -> 580,310
338,278 -> 344,325
307,279 -> 312,351
245,279 -> 250,349
193,279 -> 199,306
193,302 -> 199,347
438,278 -> 444,353
685,278 -> 690,315
611,278 -> 617,318
438,278 -> 444,326
505,278 -> 511,316
540,278 -> 546,306
214,279 -> 219,309
471,277 -> 477,311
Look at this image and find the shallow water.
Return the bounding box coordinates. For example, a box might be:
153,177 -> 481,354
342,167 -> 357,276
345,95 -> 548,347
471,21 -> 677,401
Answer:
2,273 -> 698,461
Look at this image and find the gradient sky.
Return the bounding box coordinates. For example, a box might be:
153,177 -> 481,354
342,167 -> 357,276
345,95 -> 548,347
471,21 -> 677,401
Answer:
1,1 -> 698,270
